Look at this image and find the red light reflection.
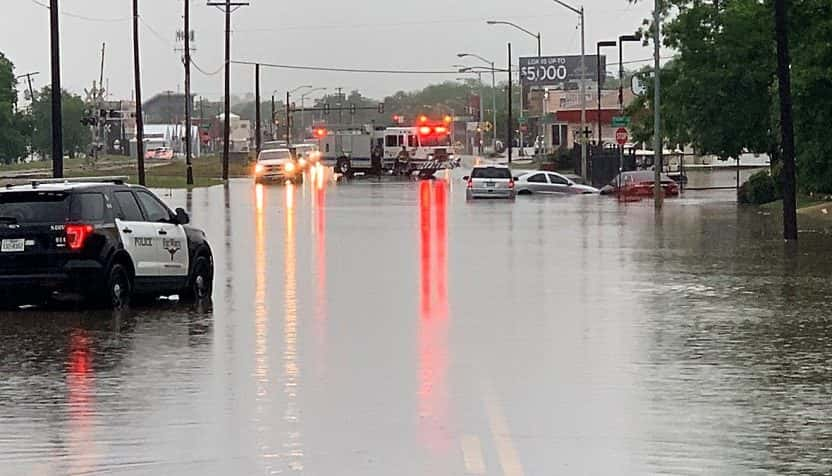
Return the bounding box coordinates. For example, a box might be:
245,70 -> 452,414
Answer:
418,180 -> 450,453
67,329 -> 94,474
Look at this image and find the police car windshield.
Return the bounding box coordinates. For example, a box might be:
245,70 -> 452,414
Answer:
0,191 -> 69,224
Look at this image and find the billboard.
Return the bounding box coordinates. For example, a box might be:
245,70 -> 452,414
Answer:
519,55 -> 605,87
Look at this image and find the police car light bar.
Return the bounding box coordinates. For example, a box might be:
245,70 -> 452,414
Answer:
15,176 -> 131,188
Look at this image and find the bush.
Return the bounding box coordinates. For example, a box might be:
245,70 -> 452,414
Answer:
738,167 -> 781,205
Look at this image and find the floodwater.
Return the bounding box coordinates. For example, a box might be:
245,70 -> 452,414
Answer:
1,163 -> 831,475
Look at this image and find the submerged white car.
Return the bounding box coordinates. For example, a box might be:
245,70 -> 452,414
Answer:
514,171 -> 599,195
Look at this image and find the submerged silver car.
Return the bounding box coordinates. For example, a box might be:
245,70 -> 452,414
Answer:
514,171 -> 599,195
465,164 -> 516,200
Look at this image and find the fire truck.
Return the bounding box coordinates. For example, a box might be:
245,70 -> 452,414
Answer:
315,116 -> 457,177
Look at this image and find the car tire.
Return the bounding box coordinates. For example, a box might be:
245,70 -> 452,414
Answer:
105,263 -> 132,309
181,255 -> 213,303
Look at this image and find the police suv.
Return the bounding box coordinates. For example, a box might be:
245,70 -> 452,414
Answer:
0,177 -> 213,308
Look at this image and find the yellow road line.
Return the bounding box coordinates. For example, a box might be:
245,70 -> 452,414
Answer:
461,434 -> 487,474
483,390 -> 525,476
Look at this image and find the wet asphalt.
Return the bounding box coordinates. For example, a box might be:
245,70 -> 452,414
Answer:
1,161 -> 831,475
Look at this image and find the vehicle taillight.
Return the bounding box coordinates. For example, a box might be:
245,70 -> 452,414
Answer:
508,180 -> 515,189
66,224 -> 94,251
467,179 -> 473,189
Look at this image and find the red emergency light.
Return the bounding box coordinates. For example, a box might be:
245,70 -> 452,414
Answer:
418,115 -> 428,124
314,128 -> 327,138
418,126 -> 432,135
434,126 -> 448,134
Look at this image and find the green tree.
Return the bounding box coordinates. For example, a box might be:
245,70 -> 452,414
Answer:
31,86 -> 91,159
0,52 -> 30,164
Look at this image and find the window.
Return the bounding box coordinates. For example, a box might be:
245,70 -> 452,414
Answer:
548,174 -> 569,185
69,193 -> 106,221
527,173 -> 547,183
0,192 -> 68,224
408,135 -> 418,148
259,149 -> 291,161
136,191 -> 172,223
471,167 -> 512,179
113,191 -> 144,221
385,135 -> 400,147
552,124 -> 568,146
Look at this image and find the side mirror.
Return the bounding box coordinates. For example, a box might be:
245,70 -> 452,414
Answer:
175,207 -> 190,225
566,182 -> 573,186
462,176 -> 470,181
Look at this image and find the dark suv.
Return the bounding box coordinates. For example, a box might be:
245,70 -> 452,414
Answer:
0,177 -> 213,308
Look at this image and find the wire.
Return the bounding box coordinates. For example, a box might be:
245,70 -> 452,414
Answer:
28,0 -> 128,22
232,60 -> 467,75
139,15 -> 175,48
191,57 -> 224,77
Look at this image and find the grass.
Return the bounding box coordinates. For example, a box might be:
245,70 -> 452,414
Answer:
1,155 -> 252,189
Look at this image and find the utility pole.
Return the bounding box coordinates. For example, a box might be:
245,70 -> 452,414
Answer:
285,91 -> 291,144
652,0 -> 663,209
507,42 -> 513,164
208,0 -> 250,181
336,87 -> 343,124
49,0 -> 63,177
774,0 -> 797,240
184,0 -> 194,185
132,0 -> 145,185
270,93 -> 276,140
95,43 -> 106,163
579,6 -> 587,181
254,64 -> 261,157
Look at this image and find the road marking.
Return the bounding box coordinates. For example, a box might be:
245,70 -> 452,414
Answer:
483,389 -> 525,476
461,435 -> 487,474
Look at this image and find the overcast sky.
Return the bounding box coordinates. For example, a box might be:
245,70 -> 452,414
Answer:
3,0 -> 657,102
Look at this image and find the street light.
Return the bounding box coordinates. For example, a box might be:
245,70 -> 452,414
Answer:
617,35 -> 640,192
458,53 -> 497,151
286,85 -> 312,144
597,40 -> 617,147
299,87 -> 327,139
550,0 -> 588,180
488,20 -> 542,157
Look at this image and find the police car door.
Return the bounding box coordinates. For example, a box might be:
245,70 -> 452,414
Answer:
134,190 -> 189,278
112,190 -> 159,277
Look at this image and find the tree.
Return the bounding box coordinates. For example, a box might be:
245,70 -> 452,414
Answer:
0,52 -> 30,164
31,86 -> 90,159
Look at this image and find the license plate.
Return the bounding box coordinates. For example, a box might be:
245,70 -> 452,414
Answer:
485,181 -> 495,187
1,239 -> 25,253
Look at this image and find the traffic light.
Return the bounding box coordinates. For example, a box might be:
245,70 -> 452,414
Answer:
314,128 -> 327,138
378,103 -> 385,114
323,103 -> 330,116
349,103 -> 357,115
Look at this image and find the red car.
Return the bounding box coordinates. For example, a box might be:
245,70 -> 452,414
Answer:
600,171 -> 680,198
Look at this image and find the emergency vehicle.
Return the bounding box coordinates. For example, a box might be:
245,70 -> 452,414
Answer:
0,177 -> 213,308
315,116 -> 457,177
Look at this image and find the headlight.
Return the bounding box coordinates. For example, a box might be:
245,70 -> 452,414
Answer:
298,158 -> 307,167
284,162 -> 295,172
255,163 -> 264,174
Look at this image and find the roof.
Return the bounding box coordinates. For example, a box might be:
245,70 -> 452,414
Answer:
1,177 -> 132,192
471,163 -> 510,168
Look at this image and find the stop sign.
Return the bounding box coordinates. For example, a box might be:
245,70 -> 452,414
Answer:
615,127 -> 629,145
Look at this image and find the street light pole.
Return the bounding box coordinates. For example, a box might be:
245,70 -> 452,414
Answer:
653,0 -> 663,209
300,87 -> 327,140
597,41 -> 617,148
618,35 -> 640,182
486,20 -> 543,156
550,0 -> 587,179
507,42 -> 513,164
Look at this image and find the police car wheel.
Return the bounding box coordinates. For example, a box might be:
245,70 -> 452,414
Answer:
182,256 -> 213,302
107,264 -> 132,309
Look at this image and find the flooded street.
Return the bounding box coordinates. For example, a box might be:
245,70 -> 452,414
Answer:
1,166 -> 831,475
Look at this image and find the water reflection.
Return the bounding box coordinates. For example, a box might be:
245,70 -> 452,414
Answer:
254,184 -> 268,395
418,180 -> 450,453
283,182 -> 303,471
311,165 -> 328,377
67,328 -> 95,475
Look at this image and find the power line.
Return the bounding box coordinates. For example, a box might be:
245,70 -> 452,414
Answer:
191,57 -> 224,76
232,60 -> 465,75
28,0 -> 128,22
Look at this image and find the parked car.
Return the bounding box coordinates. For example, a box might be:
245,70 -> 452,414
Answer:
465,164 -> 515,200
515,171 -> 599,195
254,148 -> 302,184
599,170 -> 680,197
145,147 -> 174,160
0,177 -> 213,309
